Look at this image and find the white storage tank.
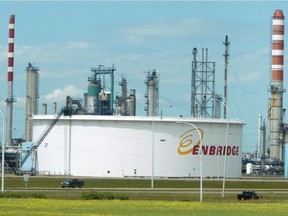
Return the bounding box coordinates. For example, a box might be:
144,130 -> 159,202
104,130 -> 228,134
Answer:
32,115 -> 244,178
246,163 -> 253,174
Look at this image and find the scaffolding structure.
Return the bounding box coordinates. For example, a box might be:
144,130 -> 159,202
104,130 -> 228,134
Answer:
191,48 -> 216,118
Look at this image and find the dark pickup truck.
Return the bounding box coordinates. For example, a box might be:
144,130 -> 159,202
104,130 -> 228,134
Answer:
237,191 -> 260,200
61,179 -> 84,188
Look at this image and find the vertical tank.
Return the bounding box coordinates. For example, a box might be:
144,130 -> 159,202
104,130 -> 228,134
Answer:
42,103 -> 47,115
83,93 -> 88,113
127,89 -> 136,116
52,102 -> 57,114
25,62 -> 39,142
120,76 -> 127,115
145,69 -> 159,116
214,94 -> 222,119
87,79 -> 101,114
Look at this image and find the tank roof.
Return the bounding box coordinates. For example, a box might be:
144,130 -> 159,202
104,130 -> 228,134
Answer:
32,114 -> 244,125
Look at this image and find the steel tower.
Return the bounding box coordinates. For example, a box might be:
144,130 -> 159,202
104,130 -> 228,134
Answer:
191,48 -> 216,118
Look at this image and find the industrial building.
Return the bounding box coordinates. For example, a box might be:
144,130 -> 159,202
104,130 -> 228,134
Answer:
1,12 -> 243,178
3,10 -> 287,178
28,57 -> 243,178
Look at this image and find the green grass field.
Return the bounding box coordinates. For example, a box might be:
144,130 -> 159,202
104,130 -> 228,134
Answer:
2,176 -> 288,201
4,176 -> 288,190
0,198 -> 287,216
1,176 -> 288,215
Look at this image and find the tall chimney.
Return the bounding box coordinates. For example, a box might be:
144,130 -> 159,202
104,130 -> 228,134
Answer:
268,10 -> 285,159
223,35 -> 230,119
5,14 -> 16,146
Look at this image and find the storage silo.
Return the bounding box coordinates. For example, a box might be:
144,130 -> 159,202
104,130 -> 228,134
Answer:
33,116 -> 244,178
25,62 -> 39,142
87,79 -> 101,114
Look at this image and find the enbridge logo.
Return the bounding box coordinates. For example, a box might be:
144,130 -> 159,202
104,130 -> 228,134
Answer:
178,128 -> 240,156
178,128 -> 204,155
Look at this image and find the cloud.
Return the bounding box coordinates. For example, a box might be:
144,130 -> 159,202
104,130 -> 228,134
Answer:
118,18 -> 206,43
230,72 -> 262,84
44,85 -> 84,104
228,47 -> 270,85
65,42 -> 91,50
11,42 -> 96,67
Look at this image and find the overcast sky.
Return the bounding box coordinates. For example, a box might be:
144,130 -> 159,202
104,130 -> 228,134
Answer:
0,0 -> 288,152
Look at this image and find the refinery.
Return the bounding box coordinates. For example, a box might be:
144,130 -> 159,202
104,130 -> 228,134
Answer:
0,9 -> 288,178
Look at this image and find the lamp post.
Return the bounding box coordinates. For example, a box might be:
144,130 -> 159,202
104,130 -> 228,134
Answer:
160,105 -> 173,119
212,99 -> 229,198
151,113 -> 155,189
1,110 -> 5,193
178,121 -> 203,202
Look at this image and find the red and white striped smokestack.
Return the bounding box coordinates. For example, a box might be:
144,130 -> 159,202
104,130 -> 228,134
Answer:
269,10 -> 285,159
5,14 -> 16,146
8,14 -> 15,84
272,10 -> 284,83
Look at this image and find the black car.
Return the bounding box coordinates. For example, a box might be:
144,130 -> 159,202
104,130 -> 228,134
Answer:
61,179 -> 84,188
237,191 -> 260,200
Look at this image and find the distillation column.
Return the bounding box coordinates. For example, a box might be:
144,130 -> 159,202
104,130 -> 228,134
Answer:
145,69 -> 159,116
119,76 -> 127,115
127,89 -> 136,116
25,63 -> 39,142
